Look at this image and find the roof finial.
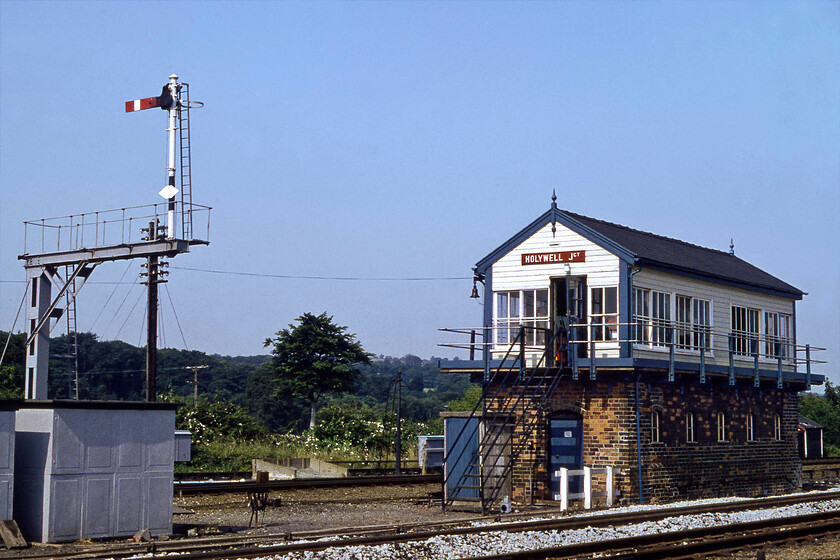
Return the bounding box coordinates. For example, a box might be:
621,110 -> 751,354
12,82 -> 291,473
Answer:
551,189 -> 557,209
551,189 -> 557,237
729,238 -> 735,255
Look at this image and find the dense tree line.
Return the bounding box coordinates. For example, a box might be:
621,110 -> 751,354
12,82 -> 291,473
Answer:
0,330 -> 263,403
0,330 -> 475,436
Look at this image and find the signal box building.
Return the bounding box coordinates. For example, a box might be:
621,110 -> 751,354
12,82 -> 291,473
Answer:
441,201 -> 824,512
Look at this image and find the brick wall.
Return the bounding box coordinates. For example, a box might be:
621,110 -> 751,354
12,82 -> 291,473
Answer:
487,372 -> 802,506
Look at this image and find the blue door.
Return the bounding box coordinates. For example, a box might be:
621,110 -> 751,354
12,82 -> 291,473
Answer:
549,414 -> 583,498
444,416 -> 480,500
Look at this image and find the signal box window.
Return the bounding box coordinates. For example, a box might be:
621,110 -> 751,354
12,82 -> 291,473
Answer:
495,289 -> 549,347
731,306 -> 760,356
765,312 -> 792,360
634,288 -> 670,347
591,287 -> 618,341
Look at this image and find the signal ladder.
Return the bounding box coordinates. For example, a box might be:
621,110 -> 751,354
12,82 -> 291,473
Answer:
49,263 -> 97,399
178,82 -> 193,241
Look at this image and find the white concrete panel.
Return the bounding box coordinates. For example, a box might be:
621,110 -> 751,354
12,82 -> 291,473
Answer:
146,475 -> 173,533
50,478 -> 81,542
85,412 -> 115,470
83,476 -> 113,537
0,479 -> 11,520
118,411 -> 143,469
116,475 -> 142,535
53,411 -> 83,473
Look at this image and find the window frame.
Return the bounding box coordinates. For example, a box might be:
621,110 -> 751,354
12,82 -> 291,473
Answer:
765,312 -> 792,361
685,411 -> 695,443
651,410 -> 661,444
634,288 -> 671,347
731,305 -> 760,357
494,289 -> 549,347
590,286 -> 619,342
746,412 -> 755,442
717,411 -> 727,443
774,413 -> 782,441
634,288 -> 711,353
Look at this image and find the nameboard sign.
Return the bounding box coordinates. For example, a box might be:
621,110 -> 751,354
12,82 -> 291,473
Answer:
521,251 -> 585,266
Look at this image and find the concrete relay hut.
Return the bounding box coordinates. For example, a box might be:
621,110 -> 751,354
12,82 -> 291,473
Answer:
13,401 -> 177,542
441,200 -> 825,512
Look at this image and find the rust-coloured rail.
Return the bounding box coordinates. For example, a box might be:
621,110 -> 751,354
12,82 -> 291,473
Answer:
27,490 -> 838,560
173,473 -> 442,495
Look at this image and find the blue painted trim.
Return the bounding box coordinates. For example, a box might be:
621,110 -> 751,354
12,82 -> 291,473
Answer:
630,358 -> 824,384
634,375 -> 644,504
443,357 -> 824,383
619,263 -> 631,359
792,301 -> 798,370
475,208 -> 635,274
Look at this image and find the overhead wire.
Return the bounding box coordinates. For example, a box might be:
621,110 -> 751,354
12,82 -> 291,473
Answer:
138,295 -> 148,347
169,265 -> 470,282
164,283 -> 189,350
115,287 -> 145,340
89,261 -> 134,332
103,276 -> 142,336
0,283 -> 29,370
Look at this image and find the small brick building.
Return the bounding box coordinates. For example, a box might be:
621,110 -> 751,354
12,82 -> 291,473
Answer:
441,201 -> 824,511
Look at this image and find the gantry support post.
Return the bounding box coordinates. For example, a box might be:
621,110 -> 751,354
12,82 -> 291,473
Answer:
25,271 -> 52,399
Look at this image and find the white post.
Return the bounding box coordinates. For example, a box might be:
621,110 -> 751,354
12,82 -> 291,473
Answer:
559,468 -> 568,511
583,466 -> 592,509
605,466 -> 614,507
166,74 -> 178,239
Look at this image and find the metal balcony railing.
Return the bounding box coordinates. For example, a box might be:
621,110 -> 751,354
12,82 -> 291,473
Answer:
22,202 -> 211,256
441,321 -> 825,386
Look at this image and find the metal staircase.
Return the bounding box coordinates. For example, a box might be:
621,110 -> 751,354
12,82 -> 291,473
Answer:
178,82 -> 193,241
442,325 -> 569,513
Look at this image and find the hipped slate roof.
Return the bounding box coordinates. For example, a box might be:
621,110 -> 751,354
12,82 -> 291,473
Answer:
476,206 -> 804,300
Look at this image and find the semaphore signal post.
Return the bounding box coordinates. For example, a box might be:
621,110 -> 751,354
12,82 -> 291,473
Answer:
19,74 -> 210,401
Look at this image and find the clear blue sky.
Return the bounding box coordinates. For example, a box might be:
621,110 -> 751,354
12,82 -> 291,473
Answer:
1,1 -> 838,385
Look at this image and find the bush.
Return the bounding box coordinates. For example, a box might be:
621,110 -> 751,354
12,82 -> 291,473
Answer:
315,404 -> 392,455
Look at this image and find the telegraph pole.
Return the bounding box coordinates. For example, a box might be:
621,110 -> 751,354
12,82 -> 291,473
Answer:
186,365 -> 208,406
395,370 -> 402,475
141,220 -> 167,402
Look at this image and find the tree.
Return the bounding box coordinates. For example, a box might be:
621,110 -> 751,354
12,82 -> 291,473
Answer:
800,381 -> 840,456
264,312 -> 371,430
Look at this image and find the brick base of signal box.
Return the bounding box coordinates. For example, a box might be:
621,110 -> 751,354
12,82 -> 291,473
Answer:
495,373 -> 802,506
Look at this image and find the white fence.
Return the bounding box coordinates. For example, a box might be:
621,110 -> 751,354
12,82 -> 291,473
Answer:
553,466 -> 615,511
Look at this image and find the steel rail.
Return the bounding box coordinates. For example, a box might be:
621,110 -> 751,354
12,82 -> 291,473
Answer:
173,473 -> 442,495
460,510 -> 840,560
36,491 -> 838,560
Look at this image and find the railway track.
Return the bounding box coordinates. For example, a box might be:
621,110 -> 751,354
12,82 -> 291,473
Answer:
461,509 -> 840,560
174,473 -> 442,495
21,490 -> 840,560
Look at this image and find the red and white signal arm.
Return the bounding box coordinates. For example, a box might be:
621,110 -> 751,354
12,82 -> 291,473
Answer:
125,84 -> 174,113
125,96 -> 164,112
